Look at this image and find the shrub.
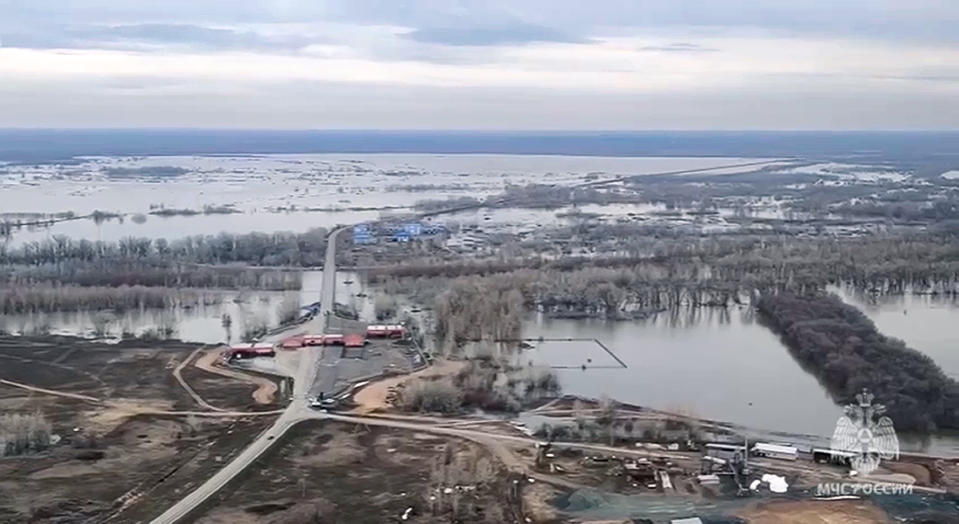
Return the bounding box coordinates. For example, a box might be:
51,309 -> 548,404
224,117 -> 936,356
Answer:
0,411 -> 52,456
398,378 -> 462,413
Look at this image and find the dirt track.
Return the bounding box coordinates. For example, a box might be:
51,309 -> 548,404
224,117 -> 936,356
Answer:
0,378 -> 102,403
173,347 -> 225,411
193,347 -> 277,405
351,358 -> 465,413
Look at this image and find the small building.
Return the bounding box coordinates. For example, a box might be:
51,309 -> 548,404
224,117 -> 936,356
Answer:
704,443 -> 746,460
446,232 -> 486,250
751,443 -> 798,461
367,324 -> 407,338
696,474 -> 720,485
280,336 -> 303,349
343,333 -> 366,347
403,222 -> 423,236
302,334 -> 344,346
227,345 -> 275,360
353,224 -> 376,244
353,232 -> 375,244
812,448 -> 854,466
623,459 -> 657,483
392,230 -> 412,242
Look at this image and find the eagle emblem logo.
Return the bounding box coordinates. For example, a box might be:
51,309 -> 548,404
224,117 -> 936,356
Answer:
830,389 -> 899,475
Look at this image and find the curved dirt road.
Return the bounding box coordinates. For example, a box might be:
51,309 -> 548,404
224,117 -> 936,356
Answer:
192,347 -> 278,405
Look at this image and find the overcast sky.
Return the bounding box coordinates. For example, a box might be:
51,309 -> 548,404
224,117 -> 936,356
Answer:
0,0 -> 956,129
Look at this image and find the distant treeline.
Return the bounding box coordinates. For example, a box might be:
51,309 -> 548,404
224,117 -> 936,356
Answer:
0,229 -> 328,267
757,292 -> 959,432
373,231 -> 959,298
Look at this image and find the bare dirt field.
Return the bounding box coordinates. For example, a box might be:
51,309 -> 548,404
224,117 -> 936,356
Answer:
193,420 -> 528,524
0,335 -> 279,523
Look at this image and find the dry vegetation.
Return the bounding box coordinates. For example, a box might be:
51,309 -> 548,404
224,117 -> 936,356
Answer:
0,411 -> 52,457
398,359 -> 559,414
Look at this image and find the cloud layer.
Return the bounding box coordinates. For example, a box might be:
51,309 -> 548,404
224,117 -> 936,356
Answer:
0,0 -> 956,129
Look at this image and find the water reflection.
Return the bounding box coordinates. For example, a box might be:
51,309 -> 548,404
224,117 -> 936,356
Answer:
520,307 -> 843,437
0,291 -> 294,345
831,284 -> 959,378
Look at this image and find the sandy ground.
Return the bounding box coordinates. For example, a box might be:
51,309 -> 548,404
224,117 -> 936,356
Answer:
736,499 -> 892,524
351,358 -> 465,413
194,347 -> 277,404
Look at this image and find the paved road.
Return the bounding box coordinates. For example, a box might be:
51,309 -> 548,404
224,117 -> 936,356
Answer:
150,227 -> 344,524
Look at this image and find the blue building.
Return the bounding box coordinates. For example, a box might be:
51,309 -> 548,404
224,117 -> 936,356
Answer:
353,224 -> 375,244
403,223 -> 423,236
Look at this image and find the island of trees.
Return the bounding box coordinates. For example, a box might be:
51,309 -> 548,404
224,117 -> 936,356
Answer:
758,292 -> 959,432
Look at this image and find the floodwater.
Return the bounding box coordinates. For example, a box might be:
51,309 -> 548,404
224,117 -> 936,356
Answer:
0,290 -> 294,345
1,153 -> 775,246
0,269 -> 374,344
519,305 -> 959,455
520,308 -> 844,437
5,209 -> 383,246
831,285 -> 959,379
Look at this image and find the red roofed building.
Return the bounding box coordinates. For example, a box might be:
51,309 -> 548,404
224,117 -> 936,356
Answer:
343,333 -> 366,347
280,336 -> 304,349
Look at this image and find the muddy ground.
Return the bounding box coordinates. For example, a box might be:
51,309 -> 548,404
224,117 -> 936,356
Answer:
193,420 -> 529,524
0,335 -> 278,523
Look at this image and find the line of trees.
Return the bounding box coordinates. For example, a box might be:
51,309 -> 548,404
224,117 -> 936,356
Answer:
5,263 -> 302,290
374,230 -> 959,314
0,228 -> 328,267
757,292 -> 959,432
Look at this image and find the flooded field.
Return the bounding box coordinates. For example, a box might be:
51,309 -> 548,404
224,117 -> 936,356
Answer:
1,154 -> 776,245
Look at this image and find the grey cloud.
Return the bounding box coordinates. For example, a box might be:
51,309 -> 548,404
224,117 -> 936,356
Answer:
4,1 -> 959,44
1,23 -> 319,51
405,22 -> 586,46
3,1 -> 958,54
92,23 -> 315,50
639,42 -> 717,53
